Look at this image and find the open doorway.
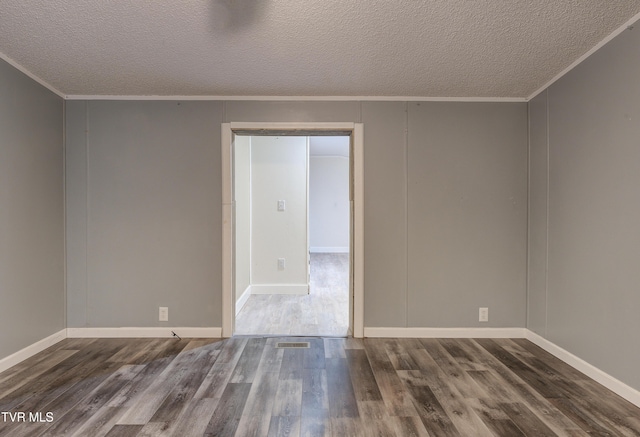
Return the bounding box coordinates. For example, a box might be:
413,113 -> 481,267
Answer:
233,135 -> 350,336
221,123 -> 364,338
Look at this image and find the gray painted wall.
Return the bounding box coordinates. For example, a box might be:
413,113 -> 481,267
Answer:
66,99 -> 527,329
65,101 -> 223,327
407,103 -> 528,327
361,102 -> 409,326
0,59 -> 64,359
528,25 -> 640,390
527,90 -> 549,336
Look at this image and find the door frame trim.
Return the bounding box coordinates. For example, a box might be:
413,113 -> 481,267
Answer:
221,122 -> 364,338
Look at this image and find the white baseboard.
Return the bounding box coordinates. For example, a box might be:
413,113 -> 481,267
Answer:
67,327 -> 222,338
0,329 -> 67,373
525,330 -> 640,407
250,284 -> 309,295
310,247 -> 349,253
236,286 -> 252,315
364,327 -> 527,338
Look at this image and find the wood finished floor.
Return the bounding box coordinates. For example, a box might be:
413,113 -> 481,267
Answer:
1,337 -> 639,436
235,253 -> 349,337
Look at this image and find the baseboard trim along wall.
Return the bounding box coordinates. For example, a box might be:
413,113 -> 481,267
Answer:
0,329 -> 67,373
66,327 -> 223,338
363,327 -> 528,338
525,330 -> 640,407
236,286 -> 252,315
250,284 -> 309,295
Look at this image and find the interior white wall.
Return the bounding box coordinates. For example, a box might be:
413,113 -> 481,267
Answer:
309,155 -> 350,253
249,136 -> 309,293
528,24 -> 640,392
234,135 -> 251,305
0,59 -> 64,360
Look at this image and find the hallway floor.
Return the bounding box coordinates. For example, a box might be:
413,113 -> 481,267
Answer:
235,253 -> 349,336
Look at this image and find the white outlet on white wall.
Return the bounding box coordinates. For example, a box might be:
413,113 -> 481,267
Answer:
479,307 -> 489,322
278,258 -> 286,270
277,200 -> 286,211
159,306 -> 169,322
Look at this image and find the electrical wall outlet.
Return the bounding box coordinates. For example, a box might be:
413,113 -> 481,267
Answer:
278,258 -> 286,270
479,307 -> 488,322
159,307 -> 169,322
277,200 -> 286,211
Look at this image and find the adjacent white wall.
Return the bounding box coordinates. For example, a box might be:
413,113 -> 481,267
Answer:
234,135 -> 251,307
0,59 -> 65,360
236,135 -> 348,302
309,155 -> 350,253
249,136 -> 309,294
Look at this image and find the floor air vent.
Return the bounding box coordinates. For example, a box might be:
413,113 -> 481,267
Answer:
276,342 -> 310,349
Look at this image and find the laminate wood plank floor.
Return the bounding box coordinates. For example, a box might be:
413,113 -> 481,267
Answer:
1,337 -> 639,436
235,253 -> 349,337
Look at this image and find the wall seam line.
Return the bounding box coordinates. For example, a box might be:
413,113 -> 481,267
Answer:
62,99 -> 67,330
545,89 -> 550,338
84,101 -> 89,327
525,98 -> 531,330
405,101 -> 410,328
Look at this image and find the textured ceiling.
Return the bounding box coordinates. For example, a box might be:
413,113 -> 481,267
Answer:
1,1 -> 639,98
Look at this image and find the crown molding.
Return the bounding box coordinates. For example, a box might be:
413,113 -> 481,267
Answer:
0,52 -> 65,98
64,94 -> 527,102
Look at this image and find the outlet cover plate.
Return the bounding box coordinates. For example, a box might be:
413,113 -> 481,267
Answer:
159,307 -> 169,322
479,307 -> 488,322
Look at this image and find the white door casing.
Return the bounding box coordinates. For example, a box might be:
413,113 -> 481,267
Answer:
221,122 -> 364,338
